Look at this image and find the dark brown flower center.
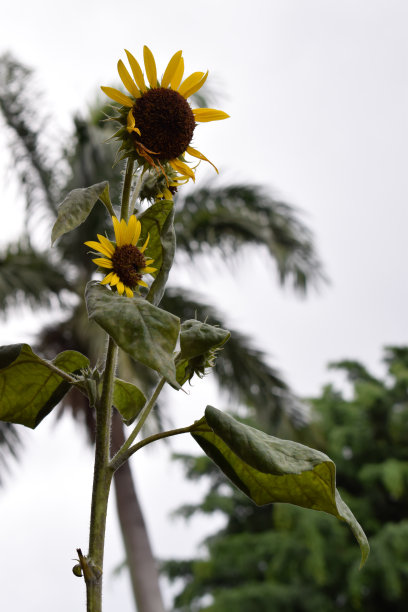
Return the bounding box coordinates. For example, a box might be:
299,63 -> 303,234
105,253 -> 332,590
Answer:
131,87 -> 195,161
112,244 -> 147,289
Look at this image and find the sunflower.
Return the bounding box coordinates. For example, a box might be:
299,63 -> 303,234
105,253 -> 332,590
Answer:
85,215 -> 156,298
101,46 -> 229,182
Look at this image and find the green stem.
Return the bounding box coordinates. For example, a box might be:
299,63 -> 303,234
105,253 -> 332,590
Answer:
120,158 -> 135,221
85,337 -> 117,612
126,424 -> 201,458
109,377 -> 166,472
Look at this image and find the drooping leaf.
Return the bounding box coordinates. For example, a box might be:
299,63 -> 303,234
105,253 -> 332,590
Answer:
192,405 -> 369,566
179,319 -> 230,360
176,319 -> 230,385
0,344 -> 89,428
51,181 -> 109,245
113,378 -> 146,425
85,281 -> 180,388
138,200 -> 175,306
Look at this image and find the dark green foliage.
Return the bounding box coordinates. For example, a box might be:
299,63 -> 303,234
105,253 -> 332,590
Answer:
174,184 -> 326,293
164,347 -> 408,611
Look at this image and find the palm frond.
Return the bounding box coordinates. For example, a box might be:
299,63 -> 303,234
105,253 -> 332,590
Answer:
0,423 -> 21,486
161,287 -> 308,428
0,241 -> 69,314
175,183 -> 327,294
0,52 -> 62,218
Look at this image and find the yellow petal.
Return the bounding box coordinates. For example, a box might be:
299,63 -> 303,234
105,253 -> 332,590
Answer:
97,235 -> 115,256
101,272 -> 114,285
125,49 -> 147,93
161,50 -> 183,88
125,286 -> 134,298
92,257 -> 113,269
140,266 -> 157,274
127,110 -> 141,135
112,216 -> 123,245
139,233 -> 150,253
143,45 -> 157,88
124,215 -> 138,244
119,218 -> 127,246
170,159 -> 195,181
117,60 -> 140,98
136,279 -> 149,288
193,108 -> 230,122
186,146 -> 219,173
84,240 -> 113,258
144,258 -> 155,265
117,282 -> 125,295
110,273 -> 120,286
171,56 -> 184,90
131,219 -> 142,245
178,71 -> 207,99
100,86 -> 133,107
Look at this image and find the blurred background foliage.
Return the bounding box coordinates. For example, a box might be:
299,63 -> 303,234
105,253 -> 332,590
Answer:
163,346 -> 408,611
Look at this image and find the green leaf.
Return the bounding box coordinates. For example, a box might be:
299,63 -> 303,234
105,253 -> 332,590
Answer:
139,201 -> 175,306
51,181 -> 109,245
85,281 -> 180,388
176,319 -> 230,385
179,319 -> 230,360
98,182 -> 115,217
113,378 -> 146,425
192,405 -> 370,567
0,344 -> 89,428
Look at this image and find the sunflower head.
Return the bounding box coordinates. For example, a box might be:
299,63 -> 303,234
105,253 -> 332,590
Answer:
84,215 -> 156,298
101,46 -> 229,183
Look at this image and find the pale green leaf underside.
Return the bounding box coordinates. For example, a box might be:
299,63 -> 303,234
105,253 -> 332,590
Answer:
51,181 -> 109,245
0,344 -> 89,428
192,405 -> 369,567
85,282 -> 180,388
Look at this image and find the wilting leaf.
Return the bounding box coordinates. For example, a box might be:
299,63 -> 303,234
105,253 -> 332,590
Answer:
176,319 -> 230,385
192,405 -> 369,566
85,281 -> 180,388
0,344 -> 89,428
51,181 -> 109,244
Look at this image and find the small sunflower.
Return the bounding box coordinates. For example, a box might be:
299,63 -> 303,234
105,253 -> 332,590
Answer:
85,215 -> 156,298
101,46 -> 229,182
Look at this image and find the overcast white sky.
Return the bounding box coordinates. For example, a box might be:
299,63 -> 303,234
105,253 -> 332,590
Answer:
1,1 -> 407,610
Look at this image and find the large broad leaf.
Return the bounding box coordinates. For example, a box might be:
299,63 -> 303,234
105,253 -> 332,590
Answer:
139,201 -> 176,306
85,281 -> 180,388
176,319 -> 230,385
51,181 -> 110,245
0,344 -> 89,428
192,405 -> 370,567
113,378 -> 146,425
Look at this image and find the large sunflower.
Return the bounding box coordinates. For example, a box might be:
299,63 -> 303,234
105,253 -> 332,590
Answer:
85,216 -> 156,298
101,46 -> 229,181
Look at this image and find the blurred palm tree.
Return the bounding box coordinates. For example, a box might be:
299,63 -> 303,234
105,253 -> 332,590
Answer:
0,51 -> 325,611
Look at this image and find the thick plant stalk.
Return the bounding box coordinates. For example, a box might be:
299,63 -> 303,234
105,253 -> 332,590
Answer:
112,410 -> 166,612
85,336 -> 117,612
84,158 -> 135,611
